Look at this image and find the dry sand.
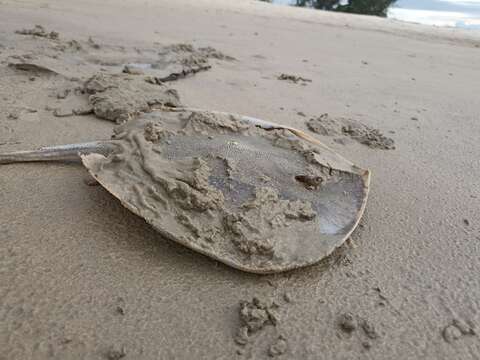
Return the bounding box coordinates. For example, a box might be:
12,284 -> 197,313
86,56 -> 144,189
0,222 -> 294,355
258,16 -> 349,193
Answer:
1,0 -> 479,359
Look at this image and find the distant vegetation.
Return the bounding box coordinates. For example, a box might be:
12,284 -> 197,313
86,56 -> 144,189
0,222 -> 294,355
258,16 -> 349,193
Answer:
262,0 -> 397,17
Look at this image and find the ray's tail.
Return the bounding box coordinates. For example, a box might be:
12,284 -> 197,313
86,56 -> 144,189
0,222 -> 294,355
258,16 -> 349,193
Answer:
0,141 -> 116,165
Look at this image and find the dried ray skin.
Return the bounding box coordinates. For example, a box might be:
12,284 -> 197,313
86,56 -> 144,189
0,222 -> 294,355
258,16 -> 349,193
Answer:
84,73 -> 181,123
81,110 -> 368,273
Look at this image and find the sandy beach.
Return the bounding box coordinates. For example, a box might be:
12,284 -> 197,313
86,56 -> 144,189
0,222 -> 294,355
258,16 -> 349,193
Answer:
1,0 -> 479,359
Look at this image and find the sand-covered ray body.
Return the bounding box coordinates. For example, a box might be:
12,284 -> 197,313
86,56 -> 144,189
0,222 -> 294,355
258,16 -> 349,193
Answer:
0,109 -> 370,273
83,110 -> 369,273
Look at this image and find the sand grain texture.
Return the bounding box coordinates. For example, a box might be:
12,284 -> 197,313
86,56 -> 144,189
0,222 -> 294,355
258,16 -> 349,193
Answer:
0,0 -> 479,359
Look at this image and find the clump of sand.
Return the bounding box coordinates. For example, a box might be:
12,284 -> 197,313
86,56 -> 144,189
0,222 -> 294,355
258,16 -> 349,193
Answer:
233,296 -> 291,357
306,113 -> 395,150
277,73 -> 312,84
160,43 -> 236,63
268,335 -> 288,357
234,297 -> 280,345
6,30 -> 234,82
442,319 -> 476,343
337,312 -> 380,349
15,24 -> 59,39
84,73 -> 181,123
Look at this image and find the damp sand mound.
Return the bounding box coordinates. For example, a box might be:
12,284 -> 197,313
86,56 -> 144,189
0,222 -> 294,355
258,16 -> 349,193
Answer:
235,297 -> 280,345
3,32 -> 232,122
159,43 -> 235,63
234,296 -> 289,357
137,43 -> 235,82
306,113 -> 395,150
84,73 -> 181,123
4,62 -> 181,123
5,30 -> 233,81
81,41 -> 232,78
15,24 -> 59,40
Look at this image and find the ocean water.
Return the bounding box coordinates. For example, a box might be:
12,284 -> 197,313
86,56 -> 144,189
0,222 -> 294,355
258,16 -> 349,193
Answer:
389,0 -> 480,28
269,0 -> 480,29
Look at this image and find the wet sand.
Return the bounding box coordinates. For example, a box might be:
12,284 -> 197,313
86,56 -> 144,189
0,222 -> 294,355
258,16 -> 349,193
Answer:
1,0 -> 479,359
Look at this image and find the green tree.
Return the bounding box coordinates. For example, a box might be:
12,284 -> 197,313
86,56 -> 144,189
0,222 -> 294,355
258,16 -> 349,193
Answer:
296,0 -> 338,10
296,0 -> 397,17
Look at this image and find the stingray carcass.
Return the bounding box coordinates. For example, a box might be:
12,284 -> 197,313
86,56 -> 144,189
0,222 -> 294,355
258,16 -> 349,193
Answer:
0,109 -> 370,273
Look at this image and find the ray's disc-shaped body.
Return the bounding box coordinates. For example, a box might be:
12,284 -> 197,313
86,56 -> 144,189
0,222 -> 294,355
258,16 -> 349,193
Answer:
81,109 -> 370,273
